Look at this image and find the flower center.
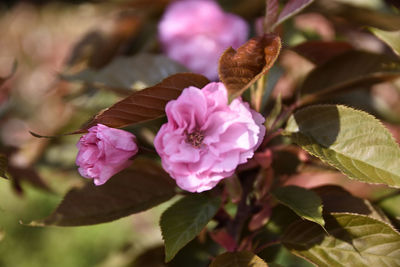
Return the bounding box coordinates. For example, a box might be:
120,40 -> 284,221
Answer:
186,130 -> 204,148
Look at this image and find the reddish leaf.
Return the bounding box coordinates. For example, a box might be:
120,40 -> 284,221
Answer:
76,73 -> 209,133
300,51 -> 400,99
218,34 -> 281,100
254,149 -> 273,169
248,203 -> 272,231
274,0 -> 314,29
292,41 -> 353,65
31,158 -> 176,226
265,0 -> 280,32
210,229 -> 237,252
315,0 -> 400,31
224,175 -> 242,204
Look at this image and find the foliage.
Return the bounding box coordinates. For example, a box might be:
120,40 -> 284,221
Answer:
1,0 -> 400,266
160,194 -> 221,262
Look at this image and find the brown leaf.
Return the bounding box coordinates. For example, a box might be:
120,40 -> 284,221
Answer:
292,41 -> 353,65
9,165 -> 53,195
218,34 -> 281,100
299,50 -> 400,102
32,158 -> 176,226
274,0 -> 315,29
264,0 -> 279,32
75,73 -> 209,133
315,0 -> 400,31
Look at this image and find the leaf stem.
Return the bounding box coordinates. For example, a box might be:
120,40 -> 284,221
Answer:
251,74 -> 267,112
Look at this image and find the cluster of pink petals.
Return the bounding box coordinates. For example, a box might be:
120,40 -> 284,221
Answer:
158,0 -> 249,80
154,82 -> 265,193
76,124 -> 138,186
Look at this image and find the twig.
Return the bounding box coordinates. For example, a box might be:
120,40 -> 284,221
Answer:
226,172 -> 257,245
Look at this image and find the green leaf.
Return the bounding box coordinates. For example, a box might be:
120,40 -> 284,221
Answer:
300,51 -> 400,103
131,245 -> 165,267
0,154 -> 7,179
284,105 -> 400,188
369,28 -> 400,56
314,185 -> 390,223
272,186 -> 324,227
170,234 -> 221,267
210,251 -> 268,267
62,53 -> 187,90
160,194 -> 221,262
282,213 -> 400,267
32,158 -> 176,226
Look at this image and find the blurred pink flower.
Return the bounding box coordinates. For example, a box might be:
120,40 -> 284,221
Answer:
76,124 -> 138,185
154,82 -> 265,192
158,0 -> 249,80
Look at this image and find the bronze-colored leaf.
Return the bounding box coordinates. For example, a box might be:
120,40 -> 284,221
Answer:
218,34 -> 281,100
75,73 -> 209,133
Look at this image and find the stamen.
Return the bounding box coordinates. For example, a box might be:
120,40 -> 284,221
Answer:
186,130 -> 204,148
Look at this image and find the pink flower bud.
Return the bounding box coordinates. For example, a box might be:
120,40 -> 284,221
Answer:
76,124 -> 138,185
158,0 -> 249,80
154,82 -> 265,192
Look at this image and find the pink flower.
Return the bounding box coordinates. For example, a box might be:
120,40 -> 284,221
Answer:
76,124 -> 138,185
154,82 -> 265,192
158,0 -> 249,80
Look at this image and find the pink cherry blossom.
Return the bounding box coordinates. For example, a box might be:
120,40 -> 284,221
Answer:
76,124 -> 138,186
154,82 -> 265,192
158,0 -> 249,80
